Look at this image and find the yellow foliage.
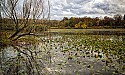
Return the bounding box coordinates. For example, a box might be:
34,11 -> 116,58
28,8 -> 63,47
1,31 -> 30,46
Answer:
75,21 -> 87,29
75,24 -> 80,28
81,23 -> 87,29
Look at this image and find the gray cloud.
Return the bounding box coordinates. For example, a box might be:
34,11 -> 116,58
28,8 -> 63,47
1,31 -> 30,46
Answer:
93,3 -> 110,13
67,0 -> 92,4
50,0 -> 125,20
104,0 -> 125,14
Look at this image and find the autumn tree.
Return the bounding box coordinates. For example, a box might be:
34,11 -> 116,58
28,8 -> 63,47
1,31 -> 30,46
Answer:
114,14 -> 122,26
62,17 -> 68,21
75,21 -> 87,29
114,14 -> 122,21
92,17 -> 100,26
69,17 -> 75,27
81,17 -> 93,27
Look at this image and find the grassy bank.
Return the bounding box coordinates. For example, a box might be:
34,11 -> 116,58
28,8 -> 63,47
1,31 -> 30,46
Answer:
50,29 -> 125,32
50,29 -> 125,35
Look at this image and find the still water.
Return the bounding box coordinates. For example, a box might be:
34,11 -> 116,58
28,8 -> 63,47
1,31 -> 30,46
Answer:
0,33 -> 125,75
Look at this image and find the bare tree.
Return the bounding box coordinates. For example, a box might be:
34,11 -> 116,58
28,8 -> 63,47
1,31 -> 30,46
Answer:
0,0 -> 51,75
0,0 -> 50,41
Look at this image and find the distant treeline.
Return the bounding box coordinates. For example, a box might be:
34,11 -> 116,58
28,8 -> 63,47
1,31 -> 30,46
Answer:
59,14 -> 125,29
0,18 -> 48,32
1,14 -> 125,31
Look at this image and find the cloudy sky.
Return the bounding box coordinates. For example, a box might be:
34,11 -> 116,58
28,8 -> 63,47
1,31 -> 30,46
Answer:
50,0 -> 125,20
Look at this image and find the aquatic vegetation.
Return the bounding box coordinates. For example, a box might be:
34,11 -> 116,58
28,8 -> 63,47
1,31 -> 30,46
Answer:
1,33 -> 125,75
36,34 -> 125,74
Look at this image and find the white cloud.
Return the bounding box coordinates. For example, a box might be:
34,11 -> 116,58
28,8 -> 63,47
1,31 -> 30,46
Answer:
63,11 -> 73,15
